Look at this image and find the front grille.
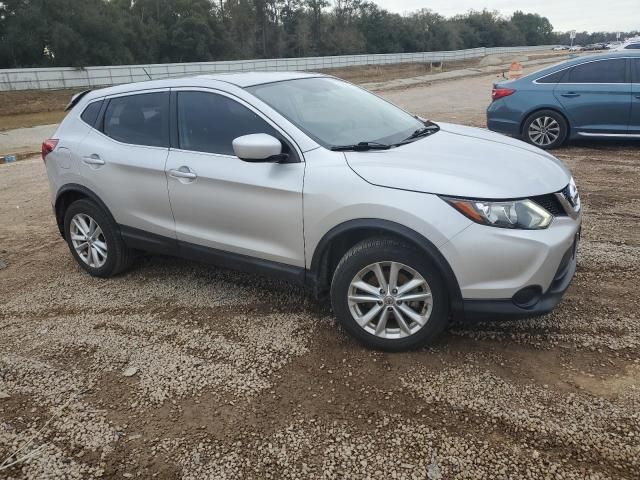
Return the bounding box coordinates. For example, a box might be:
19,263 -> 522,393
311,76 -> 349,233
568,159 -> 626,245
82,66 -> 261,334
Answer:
530,193 -> 566,216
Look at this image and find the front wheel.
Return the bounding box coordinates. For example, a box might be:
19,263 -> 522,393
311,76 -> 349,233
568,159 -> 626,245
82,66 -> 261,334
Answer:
330,237 -> 449,351
522,110 -> 568,149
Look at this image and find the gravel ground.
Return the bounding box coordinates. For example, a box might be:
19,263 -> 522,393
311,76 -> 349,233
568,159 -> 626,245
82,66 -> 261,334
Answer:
0,70 -> 639,479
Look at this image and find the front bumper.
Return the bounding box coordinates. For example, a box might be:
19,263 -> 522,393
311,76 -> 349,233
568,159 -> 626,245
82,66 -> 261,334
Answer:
461,233 -> 578,320
441,214 -> 581,321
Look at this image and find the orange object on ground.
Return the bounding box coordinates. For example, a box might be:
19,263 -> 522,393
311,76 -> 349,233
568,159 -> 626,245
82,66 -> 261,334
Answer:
508,61 -> 524,80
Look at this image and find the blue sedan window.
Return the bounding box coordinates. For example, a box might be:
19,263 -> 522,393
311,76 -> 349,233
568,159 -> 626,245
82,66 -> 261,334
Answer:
567,59 -> 626,84
537,70 -> 568,84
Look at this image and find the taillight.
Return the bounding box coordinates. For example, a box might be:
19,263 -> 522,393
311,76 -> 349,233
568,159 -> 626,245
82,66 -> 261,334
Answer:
491,88 -> 516,101
41,139 -> 59,162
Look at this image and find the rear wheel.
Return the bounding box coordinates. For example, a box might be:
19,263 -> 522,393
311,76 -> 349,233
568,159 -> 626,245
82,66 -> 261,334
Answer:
63,199 -> 133,277
522,110 -> 568,149
330,237 -> 449,351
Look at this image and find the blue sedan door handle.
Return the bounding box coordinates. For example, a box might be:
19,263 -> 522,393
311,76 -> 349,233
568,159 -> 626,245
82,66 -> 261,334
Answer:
635,94 -> 640,99
561,92 -> 580,98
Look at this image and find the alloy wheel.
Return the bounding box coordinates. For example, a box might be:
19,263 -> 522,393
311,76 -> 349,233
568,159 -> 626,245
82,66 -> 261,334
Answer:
528,116 -> 560,147
348,261 -> 433,339
70,213 -> 108,268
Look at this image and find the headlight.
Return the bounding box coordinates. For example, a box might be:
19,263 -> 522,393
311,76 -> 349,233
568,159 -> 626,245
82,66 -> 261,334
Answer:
442,197 -> 553,229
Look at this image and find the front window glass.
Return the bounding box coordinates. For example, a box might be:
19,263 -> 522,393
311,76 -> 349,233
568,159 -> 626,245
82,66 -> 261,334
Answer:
177,91 -> 278,156
247,78 -> 424,148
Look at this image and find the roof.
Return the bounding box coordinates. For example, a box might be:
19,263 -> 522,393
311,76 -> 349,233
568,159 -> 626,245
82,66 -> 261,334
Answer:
517,51 -> 640,82
83,71 -> 326,102
197,71 -> 324,87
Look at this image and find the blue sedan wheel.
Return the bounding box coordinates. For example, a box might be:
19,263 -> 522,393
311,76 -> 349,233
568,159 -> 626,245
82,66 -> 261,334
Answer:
523,110 -> 568,150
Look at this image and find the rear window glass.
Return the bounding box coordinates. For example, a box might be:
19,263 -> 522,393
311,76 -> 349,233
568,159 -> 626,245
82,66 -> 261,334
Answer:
624,43 -> 640,49
567,59 -> 626,83
103,92 -> 169,148
80,100 -> 103,127
536,69 -> 568,84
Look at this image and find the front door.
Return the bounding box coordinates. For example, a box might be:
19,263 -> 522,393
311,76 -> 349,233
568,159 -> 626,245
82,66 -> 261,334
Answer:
554,58 -> 631,134
165,89 -> 305,267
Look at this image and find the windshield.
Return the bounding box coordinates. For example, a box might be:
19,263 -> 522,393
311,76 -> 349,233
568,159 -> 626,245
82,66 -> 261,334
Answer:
247,77 -> 425,148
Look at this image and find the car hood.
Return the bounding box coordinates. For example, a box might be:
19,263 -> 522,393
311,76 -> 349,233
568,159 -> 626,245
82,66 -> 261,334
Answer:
344,122 -> 571,198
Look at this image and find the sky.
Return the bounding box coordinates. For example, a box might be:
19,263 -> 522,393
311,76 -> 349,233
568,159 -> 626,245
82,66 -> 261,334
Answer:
373,0 -> 639,32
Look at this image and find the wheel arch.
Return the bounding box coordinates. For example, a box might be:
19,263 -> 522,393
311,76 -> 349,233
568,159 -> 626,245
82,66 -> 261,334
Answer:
308,219 -> 463,318
54,184 -> 116,239
520,106 -> 571,137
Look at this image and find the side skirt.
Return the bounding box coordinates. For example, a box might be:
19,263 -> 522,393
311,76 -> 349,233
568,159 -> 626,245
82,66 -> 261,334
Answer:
119,225 -> 307,287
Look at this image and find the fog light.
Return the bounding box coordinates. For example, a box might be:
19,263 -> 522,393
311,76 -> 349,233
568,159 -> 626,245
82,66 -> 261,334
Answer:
512,286 -> 542,308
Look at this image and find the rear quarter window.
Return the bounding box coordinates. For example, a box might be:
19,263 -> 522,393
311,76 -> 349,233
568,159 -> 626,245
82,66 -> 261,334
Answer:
80,100 -> 103,127
536,69 -> 569,84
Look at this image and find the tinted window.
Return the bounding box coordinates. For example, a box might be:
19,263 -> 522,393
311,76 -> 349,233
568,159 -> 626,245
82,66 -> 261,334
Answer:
177,92 -> 278,155
80,100 -> 103,127
624,43 -> 640,49
537,69 -> 568,84
567,59 -> 626,83
635,59 -> 640,83
103,92 -> 169,147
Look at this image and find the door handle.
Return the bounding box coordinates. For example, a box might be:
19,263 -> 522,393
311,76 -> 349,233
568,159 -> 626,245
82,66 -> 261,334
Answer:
635,94 -> 640,99
168,167 -> 197,180
82,154 -> 105,165
561,92 -> 580,98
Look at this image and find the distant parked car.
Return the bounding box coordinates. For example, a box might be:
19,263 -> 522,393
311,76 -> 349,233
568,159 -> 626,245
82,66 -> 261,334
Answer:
614,38 -> 640,51
569,45 -> 583,51
552,46 -> 569,51
487,52 -> 640,149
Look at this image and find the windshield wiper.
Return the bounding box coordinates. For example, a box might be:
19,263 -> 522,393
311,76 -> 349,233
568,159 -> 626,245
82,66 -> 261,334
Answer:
330,141 -> 391,152
397,124 -> 440,145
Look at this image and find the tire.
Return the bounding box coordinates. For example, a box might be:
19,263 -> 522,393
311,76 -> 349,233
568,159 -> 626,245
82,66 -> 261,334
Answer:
63,199 -> 133,277
330,237 -> 449,351
522,109 -> 568,150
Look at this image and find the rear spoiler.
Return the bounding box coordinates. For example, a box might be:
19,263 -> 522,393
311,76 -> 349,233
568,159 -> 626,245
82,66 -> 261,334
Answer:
64,90 -> 92,111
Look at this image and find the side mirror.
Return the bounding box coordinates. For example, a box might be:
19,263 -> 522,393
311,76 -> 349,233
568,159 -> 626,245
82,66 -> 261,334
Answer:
232,133 -> 287,163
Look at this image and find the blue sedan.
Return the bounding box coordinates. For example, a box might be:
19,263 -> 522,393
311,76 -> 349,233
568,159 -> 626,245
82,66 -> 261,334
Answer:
487,52 -> 640,149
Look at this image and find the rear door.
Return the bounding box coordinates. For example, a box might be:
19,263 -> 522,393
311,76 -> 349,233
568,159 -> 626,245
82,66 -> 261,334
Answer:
75,90 -> 176,238
554,58 -> 631,134
165,89 -> 305,267
631,58 -> 640,134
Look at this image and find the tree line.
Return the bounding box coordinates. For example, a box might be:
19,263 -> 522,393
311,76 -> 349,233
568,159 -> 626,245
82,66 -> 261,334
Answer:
0,0 -> 637,69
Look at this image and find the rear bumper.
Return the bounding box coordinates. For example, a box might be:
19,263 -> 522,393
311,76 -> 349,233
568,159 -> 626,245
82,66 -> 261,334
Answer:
486,117 -> 520,137
461,233 -> 578,321
486,100 -> 522,137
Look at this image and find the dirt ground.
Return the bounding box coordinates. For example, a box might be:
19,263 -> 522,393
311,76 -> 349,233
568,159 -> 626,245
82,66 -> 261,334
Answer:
1,69 -> 639,479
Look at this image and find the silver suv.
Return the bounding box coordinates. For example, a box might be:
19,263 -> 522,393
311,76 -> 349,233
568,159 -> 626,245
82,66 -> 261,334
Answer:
43,72 -> 582,351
